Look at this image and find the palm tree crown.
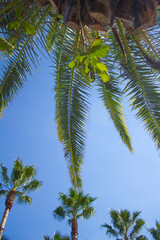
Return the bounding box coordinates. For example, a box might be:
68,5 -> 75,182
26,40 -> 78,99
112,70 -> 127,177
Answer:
53,188 -> 96,240
148,221 -> 160,240
102,209 -> 148,240
0,157 -> 42,206
44,232 -> 70,240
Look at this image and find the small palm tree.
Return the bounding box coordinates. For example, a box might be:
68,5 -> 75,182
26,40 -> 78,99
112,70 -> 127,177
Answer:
102,209 -> 148,240
0,157 -> 42,239
53,188 -> 96,240
148,221 -> 160,240
44,232 -> 70,240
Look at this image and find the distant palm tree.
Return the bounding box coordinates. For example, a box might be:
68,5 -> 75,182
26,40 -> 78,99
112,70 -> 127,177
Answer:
44,232 -> 70,240
148,221 -> 160,240
102,209 -> 148,240
53,188 -> 96,240
0,157 -> 42,239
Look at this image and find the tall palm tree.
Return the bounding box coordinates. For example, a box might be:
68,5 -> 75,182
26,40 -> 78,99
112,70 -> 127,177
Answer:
148,221 -> 160,240
1,1 -> 160,188
0,157 -> 42,239
53,188 -> 96,240
102,209 -> 148,240
44,232 -> 70,240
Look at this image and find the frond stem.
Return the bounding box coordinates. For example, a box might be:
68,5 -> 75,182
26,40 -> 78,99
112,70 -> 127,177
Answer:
142,31 -> 160,60
68,31 -> 80,189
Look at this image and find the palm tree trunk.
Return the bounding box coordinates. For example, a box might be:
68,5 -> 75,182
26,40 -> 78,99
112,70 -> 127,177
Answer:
71,218 -> 78,240
0,190 -> 15,240
0,208 -> 10,240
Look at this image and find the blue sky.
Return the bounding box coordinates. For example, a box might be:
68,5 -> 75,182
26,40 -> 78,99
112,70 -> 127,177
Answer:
0,58 -> 160,240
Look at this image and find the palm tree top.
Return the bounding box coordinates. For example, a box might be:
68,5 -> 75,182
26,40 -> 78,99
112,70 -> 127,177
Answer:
0,157 -> 42,205
53,188 -> 96,223
44,232 -> 70,240
103,209 -> 147,240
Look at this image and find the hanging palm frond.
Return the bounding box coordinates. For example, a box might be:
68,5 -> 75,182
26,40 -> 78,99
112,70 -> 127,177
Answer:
53,27 -> 92,189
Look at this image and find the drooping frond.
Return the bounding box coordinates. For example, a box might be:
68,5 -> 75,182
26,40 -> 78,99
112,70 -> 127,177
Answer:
116,20 -> 160,150
0,164 -> 9,185
94,28 -> 132,152
130,219 -> 146,239
78,206 -> 95,219
102,224 -> 118,238
0,4 -> 51,116
16,191 -> 32,205
53,27 -> 91,189
97,70 -> 132,152
22,179 -> 42,192
53,206 -> 66,221
0,189 -> 8,197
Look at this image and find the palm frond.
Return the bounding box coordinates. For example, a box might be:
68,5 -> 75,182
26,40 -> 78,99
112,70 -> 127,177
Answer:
79,206 -> 95,219
0,189 -> 9,197
43,236 -> 52,240
116,19 -> 160,150
136,235 -> 149,240
53,27 -> 91,189
130,219 -> 146,239
0,163 -> 9,185
94,28 -> 132,152
16,191 -> 32,205
15,165 -> 37,188
148,221 -> 160,240
11,157 -> 24,186
0,5 -> 51,116
102,224 -> 118,238
22,179 -> 42,192
54,232 -> 70,240
53,206 -> 66,221
97,77 -> 133,152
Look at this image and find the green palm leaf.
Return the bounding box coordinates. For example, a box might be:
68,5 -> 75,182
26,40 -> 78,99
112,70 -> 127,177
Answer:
0,189 -> 8,197
16,191 -> 32,205
0,164 -> 9,185
116,20 -> 160,150
148,221 -> 160,240
53,27 -> 92,189
103,209 -> 147,240
0,5 -> 51,116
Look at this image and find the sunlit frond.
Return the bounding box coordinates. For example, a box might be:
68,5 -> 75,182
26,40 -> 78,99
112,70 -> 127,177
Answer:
53,27 -> 91,189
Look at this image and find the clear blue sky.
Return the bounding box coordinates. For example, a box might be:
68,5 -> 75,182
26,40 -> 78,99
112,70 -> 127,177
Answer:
0,58 -> 160,240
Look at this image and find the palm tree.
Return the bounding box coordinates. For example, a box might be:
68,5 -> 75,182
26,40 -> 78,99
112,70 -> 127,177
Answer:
43,232 -> 70,240
102,209 -> 148,240
148,221 -> 160,239
0,157 -> 42,239
1,2 -> 160,188
53,188 -> 96,240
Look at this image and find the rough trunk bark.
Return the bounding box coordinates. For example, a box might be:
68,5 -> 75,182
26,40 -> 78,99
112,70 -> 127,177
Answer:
0,190 -> 15,239
71,218 -> 78,240
0,208 -> 10,240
